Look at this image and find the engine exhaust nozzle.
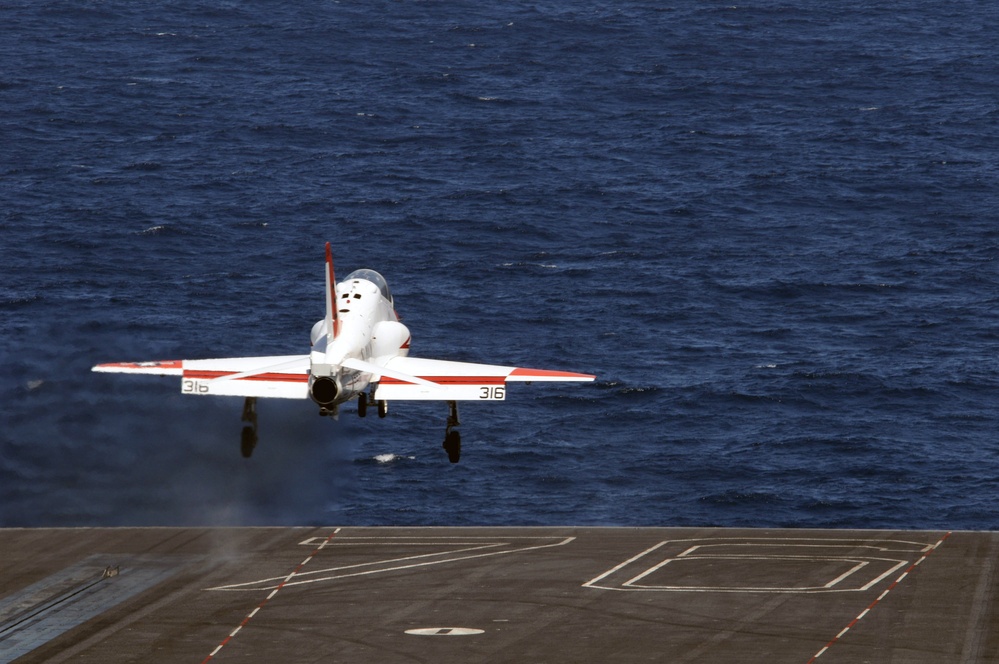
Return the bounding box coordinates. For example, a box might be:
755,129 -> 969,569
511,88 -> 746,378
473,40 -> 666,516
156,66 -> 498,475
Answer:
310,376 -> 340,406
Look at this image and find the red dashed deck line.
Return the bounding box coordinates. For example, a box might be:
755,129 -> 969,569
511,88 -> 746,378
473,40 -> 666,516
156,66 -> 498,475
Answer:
200,528 -> 340,663
805,531 -> 952,663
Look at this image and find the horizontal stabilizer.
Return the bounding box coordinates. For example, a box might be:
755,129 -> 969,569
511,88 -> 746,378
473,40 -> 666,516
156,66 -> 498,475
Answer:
341,357 -> 443,391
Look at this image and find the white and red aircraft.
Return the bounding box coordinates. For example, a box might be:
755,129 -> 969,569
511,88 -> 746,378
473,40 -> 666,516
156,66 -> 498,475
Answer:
93,243 -> 595,462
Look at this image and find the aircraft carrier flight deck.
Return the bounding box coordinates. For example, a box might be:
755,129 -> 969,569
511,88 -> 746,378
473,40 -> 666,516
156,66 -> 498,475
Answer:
1,526 -> 997,662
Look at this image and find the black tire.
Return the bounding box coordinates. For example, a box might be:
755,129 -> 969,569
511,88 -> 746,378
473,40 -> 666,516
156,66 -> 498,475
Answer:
358,393 -> 367,418
443,430 -> 461,463
241,426 -> 257,458
378,400 -> 388,418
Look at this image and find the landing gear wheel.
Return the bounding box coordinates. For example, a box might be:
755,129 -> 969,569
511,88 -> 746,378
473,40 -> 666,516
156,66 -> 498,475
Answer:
241,426 -> 257,458
443,430 -> 461,464
358,392 -> 368,418
377,400 -> 388,418
442,400 -> 461,463
241,397 -> 258,458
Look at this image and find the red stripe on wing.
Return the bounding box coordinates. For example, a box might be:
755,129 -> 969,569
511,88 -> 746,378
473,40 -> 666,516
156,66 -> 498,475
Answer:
183,370 -> 309,383
509,368 -> 595,379
104,360 -> 183,370
379,375 -> 506,385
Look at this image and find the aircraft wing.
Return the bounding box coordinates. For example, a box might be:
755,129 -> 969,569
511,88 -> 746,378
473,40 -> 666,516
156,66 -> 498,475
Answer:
92,355 -> 310,399
371,356 -> 595,401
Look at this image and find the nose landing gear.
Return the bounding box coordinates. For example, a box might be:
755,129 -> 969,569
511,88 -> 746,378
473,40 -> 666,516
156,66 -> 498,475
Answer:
357,392 -> 388,419
442,400 -> 461,464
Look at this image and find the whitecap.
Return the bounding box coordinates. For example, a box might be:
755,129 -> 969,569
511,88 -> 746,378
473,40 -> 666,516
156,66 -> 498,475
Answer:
374,453 -> 414,464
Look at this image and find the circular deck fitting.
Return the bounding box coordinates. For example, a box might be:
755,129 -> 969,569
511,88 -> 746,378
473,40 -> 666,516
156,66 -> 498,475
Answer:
405,627 -> 484,636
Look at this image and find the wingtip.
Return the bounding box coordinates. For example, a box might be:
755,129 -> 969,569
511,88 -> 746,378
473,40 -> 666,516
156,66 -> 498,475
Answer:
507,368 -> 596,382
90,360 -> 184,375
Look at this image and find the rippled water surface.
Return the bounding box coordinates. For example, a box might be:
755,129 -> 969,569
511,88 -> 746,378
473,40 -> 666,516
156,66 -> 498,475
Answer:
2,1 -> 999,529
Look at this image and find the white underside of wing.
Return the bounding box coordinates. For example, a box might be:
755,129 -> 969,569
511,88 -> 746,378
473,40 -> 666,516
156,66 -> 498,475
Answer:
94,353 -> 594,402
93,355 -> 311,399
372,356 -> 595,401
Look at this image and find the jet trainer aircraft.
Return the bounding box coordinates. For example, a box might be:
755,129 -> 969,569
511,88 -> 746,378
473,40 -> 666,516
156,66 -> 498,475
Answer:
93,243 -> 595,462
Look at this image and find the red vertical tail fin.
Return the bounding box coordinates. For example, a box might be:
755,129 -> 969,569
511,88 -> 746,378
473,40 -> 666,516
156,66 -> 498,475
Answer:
324,242 -> 339,340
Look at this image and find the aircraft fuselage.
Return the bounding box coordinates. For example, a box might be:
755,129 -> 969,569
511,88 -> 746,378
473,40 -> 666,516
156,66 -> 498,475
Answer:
308,270 -> 410,411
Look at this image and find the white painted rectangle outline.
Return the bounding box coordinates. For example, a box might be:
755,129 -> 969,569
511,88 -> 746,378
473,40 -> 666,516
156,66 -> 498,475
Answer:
583,538 -> 919,594
622,555 -> 877,591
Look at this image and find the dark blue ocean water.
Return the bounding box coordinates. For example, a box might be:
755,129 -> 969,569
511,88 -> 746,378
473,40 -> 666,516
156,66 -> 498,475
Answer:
3,1 -> 999,530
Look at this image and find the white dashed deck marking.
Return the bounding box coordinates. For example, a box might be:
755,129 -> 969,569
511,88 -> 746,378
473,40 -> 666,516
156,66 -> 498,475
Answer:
805,532 -> 951,663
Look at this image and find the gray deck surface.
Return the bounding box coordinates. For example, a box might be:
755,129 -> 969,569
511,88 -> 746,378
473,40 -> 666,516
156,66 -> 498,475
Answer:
1,526 -> 996,662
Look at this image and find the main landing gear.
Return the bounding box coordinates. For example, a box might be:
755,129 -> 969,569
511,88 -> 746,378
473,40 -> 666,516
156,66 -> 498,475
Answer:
241,397 -> 258,458
443,400 -> 461,464
355,394 -> 463,464
239,394 -> 462,463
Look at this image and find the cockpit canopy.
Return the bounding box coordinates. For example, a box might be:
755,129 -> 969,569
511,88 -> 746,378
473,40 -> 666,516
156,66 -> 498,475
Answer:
343,269 -> 392,303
